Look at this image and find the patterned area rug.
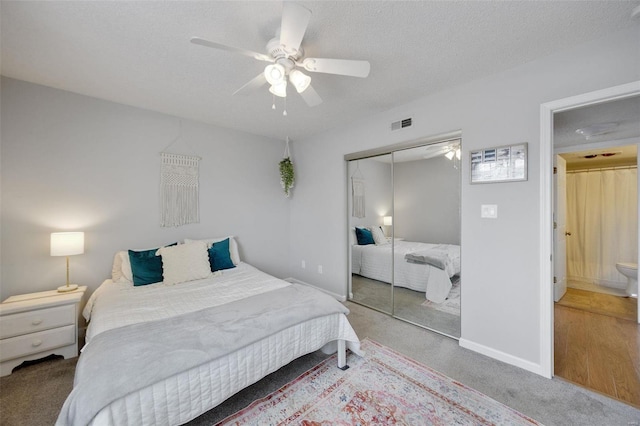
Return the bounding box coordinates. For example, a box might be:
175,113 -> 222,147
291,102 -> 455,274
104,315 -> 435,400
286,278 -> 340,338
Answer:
217,339 -> 541,425
422,276 -> 460,316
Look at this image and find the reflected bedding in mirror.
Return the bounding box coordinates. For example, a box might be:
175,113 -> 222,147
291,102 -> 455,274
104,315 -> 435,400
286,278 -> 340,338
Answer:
352,240 -> 460,303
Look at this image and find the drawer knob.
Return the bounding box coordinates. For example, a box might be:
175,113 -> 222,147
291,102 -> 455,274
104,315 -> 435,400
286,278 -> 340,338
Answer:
32,319 -> 43,325
32,339 -> 43,347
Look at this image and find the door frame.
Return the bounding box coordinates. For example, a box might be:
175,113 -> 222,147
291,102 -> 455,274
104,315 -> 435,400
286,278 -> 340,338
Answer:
539,80 -> 640,378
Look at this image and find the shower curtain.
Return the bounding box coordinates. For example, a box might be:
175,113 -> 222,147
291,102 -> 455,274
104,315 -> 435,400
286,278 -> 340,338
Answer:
566,168 -> 637,288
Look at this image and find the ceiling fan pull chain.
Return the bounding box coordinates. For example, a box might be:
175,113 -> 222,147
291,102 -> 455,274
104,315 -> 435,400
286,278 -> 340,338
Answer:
283,96 -> 288,116
272,93 -> 276,110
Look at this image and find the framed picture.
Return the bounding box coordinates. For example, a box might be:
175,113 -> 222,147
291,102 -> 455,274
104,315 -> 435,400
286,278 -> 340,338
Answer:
470,143 -> 527,184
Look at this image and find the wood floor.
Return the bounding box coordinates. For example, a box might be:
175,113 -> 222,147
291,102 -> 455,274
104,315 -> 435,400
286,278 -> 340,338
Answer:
554,288 -> 639,407
556,287 -> 637,321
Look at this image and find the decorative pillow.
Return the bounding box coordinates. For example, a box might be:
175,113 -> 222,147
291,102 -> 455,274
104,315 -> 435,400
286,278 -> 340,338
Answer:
128,243 -> 177,286
184,236 -> 240,265
355,227 -> 375,245
157,241 -> 211,285
208,238 -> 236,272
129,248 -> 165,286
371,226 -> 389,245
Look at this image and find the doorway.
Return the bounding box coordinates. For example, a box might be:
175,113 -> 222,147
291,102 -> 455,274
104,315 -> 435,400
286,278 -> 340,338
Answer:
553,144 -> 639,405
540,81 -> 640,392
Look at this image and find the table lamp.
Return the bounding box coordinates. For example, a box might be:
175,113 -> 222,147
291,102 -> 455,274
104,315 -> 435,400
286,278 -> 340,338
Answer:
51,232 -> 84,292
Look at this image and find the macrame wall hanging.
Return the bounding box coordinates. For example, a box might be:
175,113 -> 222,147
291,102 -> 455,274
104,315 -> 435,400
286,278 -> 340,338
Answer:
160,121 -> 201,227
351,161 -> 365,218
160,153 -> 200,227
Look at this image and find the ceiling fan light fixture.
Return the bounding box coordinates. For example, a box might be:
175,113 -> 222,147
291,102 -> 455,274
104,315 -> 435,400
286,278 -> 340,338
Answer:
264,64 -> 286,85
289,69 -> 311,93
269,81 -> 287,98
575,122 -> 618,139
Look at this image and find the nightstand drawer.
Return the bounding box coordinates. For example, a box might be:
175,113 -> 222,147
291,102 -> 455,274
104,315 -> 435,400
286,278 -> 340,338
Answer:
0,304 -> 75,339
0,325 -> 75,362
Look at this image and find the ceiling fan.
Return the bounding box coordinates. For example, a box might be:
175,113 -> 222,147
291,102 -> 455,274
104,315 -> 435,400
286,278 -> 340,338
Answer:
191,2 -> 371,111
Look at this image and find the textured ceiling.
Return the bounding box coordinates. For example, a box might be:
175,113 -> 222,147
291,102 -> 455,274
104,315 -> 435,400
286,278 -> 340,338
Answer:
555,95 -> 640,169
2,1 -> 639,141
554,95 -> 640,148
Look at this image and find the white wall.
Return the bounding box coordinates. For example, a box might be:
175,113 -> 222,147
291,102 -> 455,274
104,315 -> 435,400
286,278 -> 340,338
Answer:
289,26 -> 640,373
0,77 -> 290,300
394,157 -> 461,244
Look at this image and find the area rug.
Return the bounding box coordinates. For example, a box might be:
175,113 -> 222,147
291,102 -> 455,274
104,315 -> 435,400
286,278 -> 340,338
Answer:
422,276 -> 460,316
217,339 -> 541,425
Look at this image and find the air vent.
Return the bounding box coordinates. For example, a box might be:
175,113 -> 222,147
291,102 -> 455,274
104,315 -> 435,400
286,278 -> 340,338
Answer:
391,117 -> 412,131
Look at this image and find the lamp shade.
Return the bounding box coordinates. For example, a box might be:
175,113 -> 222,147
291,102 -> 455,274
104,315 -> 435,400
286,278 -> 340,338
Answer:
51,232 -> 84,256
269,81 -> 287,98
264,64 -> 286,86
383,216 -> 393,226
289,69 -> 311,93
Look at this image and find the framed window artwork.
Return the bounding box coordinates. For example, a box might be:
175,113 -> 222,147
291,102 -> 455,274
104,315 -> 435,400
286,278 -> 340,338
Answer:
470,143 -> 527,184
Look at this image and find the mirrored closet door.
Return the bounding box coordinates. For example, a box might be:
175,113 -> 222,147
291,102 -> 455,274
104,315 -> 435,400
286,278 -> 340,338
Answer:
348,154 -> 393,314
347,136 -> 462,338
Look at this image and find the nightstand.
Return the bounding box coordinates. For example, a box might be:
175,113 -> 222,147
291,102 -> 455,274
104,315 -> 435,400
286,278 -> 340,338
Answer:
0,286 -> 86,376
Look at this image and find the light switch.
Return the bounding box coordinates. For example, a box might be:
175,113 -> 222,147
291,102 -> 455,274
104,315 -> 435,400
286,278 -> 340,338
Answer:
481,204 -> 498,218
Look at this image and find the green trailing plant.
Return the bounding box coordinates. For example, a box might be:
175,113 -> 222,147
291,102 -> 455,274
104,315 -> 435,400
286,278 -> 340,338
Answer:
279,157 -> 295,197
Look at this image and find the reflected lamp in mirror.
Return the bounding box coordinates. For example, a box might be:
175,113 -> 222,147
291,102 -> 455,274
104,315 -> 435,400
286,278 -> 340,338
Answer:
383,216 -> 393,237
51,232 -> 84,293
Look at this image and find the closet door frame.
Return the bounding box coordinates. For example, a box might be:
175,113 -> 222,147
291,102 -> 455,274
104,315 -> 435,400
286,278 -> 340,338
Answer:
345,130 -> 462,338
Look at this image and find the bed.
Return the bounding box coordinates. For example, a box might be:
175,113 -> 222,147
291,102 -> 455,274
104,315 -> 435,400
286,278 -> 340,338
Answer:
56,237 -> 361,426
352,238 -> 460,303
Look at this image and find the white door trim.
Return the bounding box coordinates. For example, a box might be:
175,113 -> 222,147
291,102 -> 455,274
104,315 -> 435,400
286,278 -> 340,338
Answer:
539,80 -> 640,379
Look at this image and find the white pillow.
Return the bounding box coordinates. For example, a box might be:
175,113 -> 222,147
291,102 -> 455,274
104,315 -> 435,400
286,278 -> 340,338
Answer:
111,251 -> 125,283
184,236 -> 240,265
156,241 -> 211,285
111,251 -> 133,283
350,227 -> 357,246
371,226 -> 389,245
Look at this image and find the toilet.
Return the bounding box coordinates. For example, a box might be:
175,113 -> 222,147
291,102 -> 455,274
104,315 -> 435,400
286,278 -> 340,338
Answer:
615,262 -> 638,297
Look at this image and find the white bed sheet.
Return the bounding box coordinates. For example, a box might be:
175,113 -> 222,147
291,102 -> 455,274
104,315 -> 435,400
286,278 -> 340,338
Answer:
351,240 -> 461,303
79,263 -> 360,426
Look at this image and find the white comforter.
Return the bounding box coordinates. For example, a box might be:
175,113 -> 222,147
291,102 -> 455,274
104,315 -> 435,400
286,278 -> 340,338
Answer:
73,263 -> 360,426
352,241 -> 461,303
83,263 -> 290,344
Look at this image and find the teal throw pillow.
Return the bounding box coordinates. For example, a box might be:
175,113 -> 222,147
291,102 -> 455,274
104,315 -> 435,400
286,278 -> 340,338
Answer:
355,227 -> 375,245
129,243 -> 176,286
208,238 -> 236,272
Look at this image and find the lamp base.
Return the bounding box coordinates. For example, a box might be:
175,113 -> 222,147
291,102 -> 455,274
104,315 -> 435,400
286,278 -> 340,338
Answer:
57,284 -> 79,293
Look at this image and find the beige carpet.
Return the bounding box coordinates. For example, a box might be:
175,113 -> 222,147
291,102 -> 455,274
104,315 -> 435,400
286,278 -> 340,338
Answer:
0,355 -> 77,426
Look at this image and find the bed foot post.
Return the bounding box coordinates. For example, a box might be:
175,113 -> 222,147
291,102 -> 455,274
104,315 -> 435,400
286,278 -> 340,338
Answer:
337,340 -> 349,370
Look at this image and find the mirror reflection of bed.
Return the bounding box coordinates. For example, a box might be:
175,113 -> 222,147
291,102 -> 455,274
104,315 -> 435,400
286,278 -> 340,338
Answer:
347,139 -> 462,338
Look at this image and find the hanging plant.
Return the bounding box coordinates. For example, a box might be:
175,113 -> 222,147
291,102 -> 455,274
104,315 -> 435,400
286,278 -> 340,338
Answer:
279,157 -> 295,197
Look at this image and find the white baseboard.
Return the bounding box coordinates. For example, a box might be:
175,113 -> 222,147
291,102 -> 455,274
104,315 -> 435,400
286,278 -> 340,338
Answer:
459,338 -> 546,377
284,277 -> 347,302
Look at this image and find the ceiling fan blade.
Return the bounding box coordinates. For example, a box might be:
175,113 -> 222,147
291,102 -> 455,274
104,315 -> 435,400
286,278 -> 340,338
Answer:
301,58 -> 370,78
232,73 -> 268,96
299,84 -> 323,107
191,37 -> 273,62
279,2 -> 311,52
